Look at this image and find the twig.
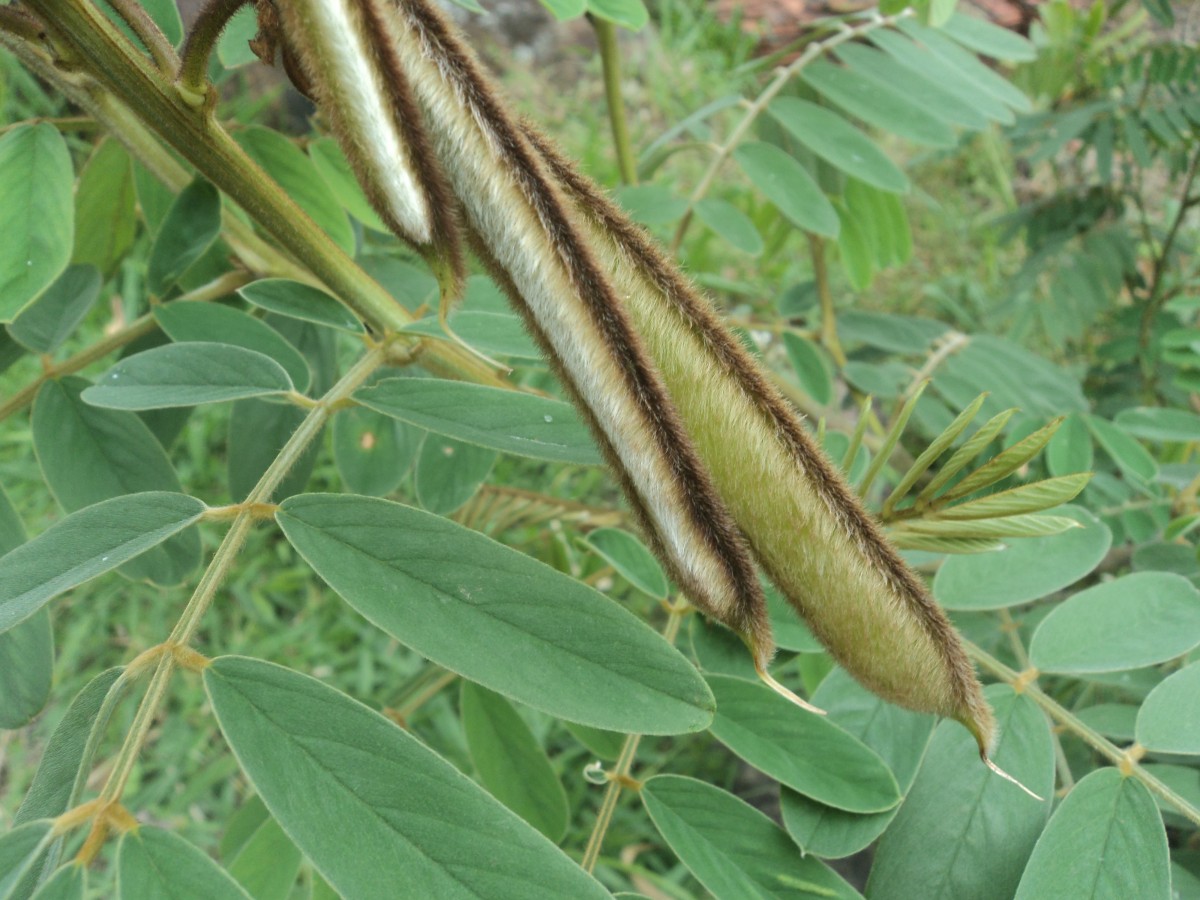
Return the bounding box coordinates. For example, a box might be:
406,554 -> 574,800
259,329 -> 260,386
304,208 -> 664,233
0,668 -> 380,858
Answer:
177,0 -> 247,101
591,15 -> 637,186
106,0 -> 178,72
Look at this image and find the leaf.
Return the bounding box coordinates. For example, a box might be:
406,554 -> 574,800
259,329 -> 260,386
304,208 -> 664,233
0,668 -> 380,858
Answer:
780,667 -> 935,859
867,686 -> 1055,900
1029,572 -> 1200,674
28,863 -> 83,900
581,527 -> 668,598
614,184 -> 688,226
934,505 -> 1110,610
234,127 -> 355,256
354,378 -> 600,465
117,828 -> 251,900
705,675 -> 900,812
585,0 -> 648,30
146,179 -> 222,295
1076,703 -> 1139,742
1013,768 -> 1170,900
0,609 -> 52,730
694,198 -> 763,255
6,267 -> 101,355
765,588 -> 822,653
892,21 -> 1032,114
0,125 -> 73,321
768,98 -> 910,194
838,310 -> 947,354
1114,406 -> 1200,443
1045,413 -> 1093,477
83,343 -> 294,409
401,311 -> 541,360
228,399 -> 319,502
943,418 -> 1064,500
216,5 -> 259,68
275,494 -> 714,733
0,493 -> 206,633
942,12 -> 1037,62
237,279 -> 363,333
781,332 -> 832,406
935,337 -> 1087,419
155,303 -> 311,393
308,138 -> 389,232
836,201 -> 873,290
227,815 -> 301,900
1135,662 -> 1200,754
801,59 -> 956,149
733,142 -> 839,238
641,775 -> 860,900
332,406 -> 417,497
0,822 -> 53,898
562,721 -> 625,760
894,513 -> 1081,541
460,681 -> 570,842
1138,0 -> 1174,26
934,474 -> 1090,519
204,656 -> 611,899
414,435 -> 496,515
72,138 -> 136,276
1085,415 -> 1157,486
539,0 -> 586,19
885,394 -> 987,513
100,0 -> 182,46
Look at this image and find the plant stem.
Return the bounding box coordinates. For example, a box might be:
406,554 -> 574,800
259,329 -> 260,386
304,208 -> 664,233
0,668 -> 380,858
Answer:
669,11 -> 908,255
581,606 -> 684,874
967,640 -> 1200,826
591,16 -> 637,186
177,0 -> 247,99
91,344 -> 388,818
809,233 -> 845,367
105,0 -> 178,72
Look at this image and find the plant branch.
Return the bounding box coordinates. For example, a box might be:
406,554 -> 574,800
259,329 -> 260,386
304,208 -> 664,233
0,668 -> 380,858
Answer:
669,11 -> 908,254
106,0 -> 178,72
590,15 -> 637,186
809,233 -> 845,368
967,640 -> 1200,826
177,0 -> 247,101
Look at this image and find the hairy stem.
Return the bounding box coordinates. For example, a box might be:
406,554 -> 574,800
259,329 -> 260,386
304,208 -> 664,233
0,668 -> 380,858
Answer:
177,0 -> 247,99
591,16 -> 637,186
105,0 -> 178,72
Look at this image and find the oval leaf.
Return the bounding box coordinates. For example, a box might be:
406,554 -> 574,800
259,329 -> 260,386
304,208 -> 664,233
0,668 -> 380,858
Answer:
146,179 -> 221,295
705,675 -> 900,813
1135,662 -> 1200,754
274,494 -> 714,734
733,142 -> 838,238
204,656 -> 610,900
401,311 -> 541,360
693,198 -> 763,255
0,125 -> 73,321
83,343 -> 294,410
460,681 -> 570,842
782,332 -> 833,406
0,610 -> 52,730
354,378 -> 600,465
72,138 -> 136,277
580,527 -> 668,599
29,862 -> 84,900
7,266 -> 101,355
1013,768 -> 1169,900
1114,406 -> 1200,443
867,686 -> 1055,900
641,775 -> 860,900
934,505 -> 1111,610
118,825 -> 259,900
332,406 -> 418,497
237,279 -> 363,333
0,493 -> 206,633
0,821 -> 54,897
1029,572 -> 1200,674
414,435 -> 496,515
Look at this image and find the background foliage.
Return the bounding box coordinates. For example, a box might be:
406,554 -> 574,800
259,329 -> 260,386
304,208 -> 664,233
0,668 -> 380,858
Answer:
1,0 -> 1199,897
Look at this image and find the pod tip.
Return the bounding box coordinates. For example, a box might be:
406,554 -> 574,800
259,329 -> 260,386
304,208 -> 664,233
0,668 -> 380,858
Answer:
981,751 -> 1044,801
755,661 -> 826,716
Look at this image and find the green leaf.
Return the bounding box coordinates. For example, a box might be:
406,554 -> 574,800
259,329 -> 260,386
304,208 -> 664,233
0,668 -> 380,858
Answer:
539,0 -> 586,20
894,513 -> 1081,541
72,138 -> 136,276
28,863 -> 83,900
585,0 -> 648,30
801,59 -> 956,149
216,5 -> 259,68
0,125 -> 73,321
924,0 -> 958,28
766,588 -> 822,653
354,378 -> 600,465
641,775 -> 860,900
1076,703 -> 1139,742
944,418 -> 1064,500
1029,572 -> 1200,674
942,12 -> 1037,62
581,527 -> 668,598
227,815 -> 301,900
401,311 -> 541,360
1086,415 -> 1157,486
769,98 -> 910,194
694,198 -> 763,255
204,656 -> 611,899
414,435 -> 495,515
892,21 -> 1032,113
308,138 -> 389,232
734,142 -> 839,238
782,332 -> 833,406
1013,768 -> 1169,900
935,474 -> 1090,519
1135,662 -> 1200,754
117,828 -> 251,900
780,667 -> 934,859
275,494 -> 714,733
934,505 -> 1110,610
228,399 -> 318,502
1114,406 -> 1200,443
562,721 -> 625,760
83,343 -> 293,409
0,493 -> 206,633
838,310 -> 947,354
332,406 -> 418,497
705,675 -> 900,812
868,686 -> 1055,900
237,279 -> 363,333
460,681 -> 570,842
614,184 -> 688,226
146,179 -> 222,295
234,127 -> 355,256
1045,413 -> 1093,477
1138,0 -> 1174,26
7,266 -> 100,355
0,822 -> 53,898
0,609 -> 52,730
155,303 -> 311,393
936,336 -> 1087,419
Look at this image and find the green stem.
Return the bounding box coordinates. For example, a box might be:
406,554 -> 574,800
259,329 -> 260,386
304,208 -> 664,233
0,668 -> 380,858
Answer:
591,16 -> 637,186
580,607 -> 684,874
105,0 -> 177,72
96,344 -> 388,807
809,233 -> 845,368
177,0 -> 248,100
967,640 -> 1200,826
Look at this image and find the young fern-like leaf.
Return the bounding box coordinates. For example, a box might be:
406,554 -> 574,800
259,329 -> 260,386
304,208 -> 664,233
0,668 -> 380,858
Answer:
915,407 -> 1017,508
883,392 -> 987,517
841,394 -> 874,473
934,474 -> 1091,520
855,382 -> 926,498
942,417 -> 1065,502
